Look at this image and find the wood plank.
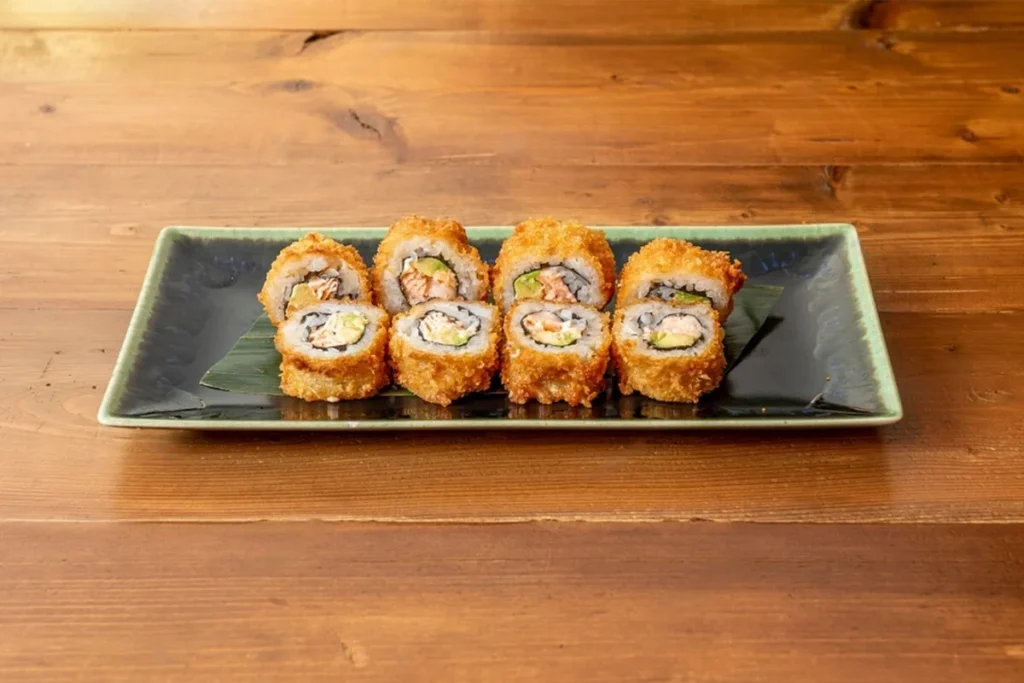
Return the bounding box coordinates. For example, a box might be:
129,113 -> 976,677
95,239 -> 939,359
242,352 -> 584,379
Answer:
2,83 -> 1023,166
2,31 -> 1023,166
6,30 -> 1024,88
3,0 -> 1024,32
2,163 -> 1020,313
1,162 -> 1018,228
2,522 -> 1024,683
1,310 -> 1022,522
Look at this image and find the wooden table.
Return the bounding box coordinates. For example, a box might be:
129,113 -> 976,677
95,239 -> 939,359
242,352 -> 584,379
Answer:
2,1 -> 1023,680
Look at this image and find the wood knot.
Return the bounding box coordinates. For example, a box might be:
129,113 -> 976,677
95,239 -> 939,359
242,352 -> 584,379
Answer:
821,166 -> 851,198
323,106 -> 407,162
959,127 -> 979,143
339,640 -> 369,668
876,34 -> 898,51
299,30 -> 343,53
844,0 -> 898,30
279,79 -> 316,92
38,103 -> 55,114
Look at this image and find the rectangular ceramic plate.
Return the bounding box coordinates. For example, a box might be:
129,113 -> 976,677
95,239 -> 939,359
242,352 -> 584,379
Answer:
99,225 -> 901,430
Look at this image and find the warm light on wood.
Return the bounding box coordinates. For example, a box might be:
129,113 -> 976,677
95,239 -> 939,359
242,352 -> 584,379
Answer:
1,0 -> 1023,679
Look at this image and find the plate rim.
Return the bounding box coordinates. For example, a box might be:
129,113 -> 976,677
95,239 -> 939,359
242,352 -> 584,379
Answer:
98,223 -> 903,430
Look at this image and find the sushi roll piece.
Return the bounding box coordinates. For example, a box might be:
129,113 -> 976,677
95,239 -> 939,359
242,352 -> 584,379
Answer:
492,217 -> 616,312
275,301 -> 390,402
617,238 -> 745,320
612,300 -> 725,403
258,232 -> 373,327
501,300 -> 611,407
372,216 -> 490,316
389,300 -> 501,406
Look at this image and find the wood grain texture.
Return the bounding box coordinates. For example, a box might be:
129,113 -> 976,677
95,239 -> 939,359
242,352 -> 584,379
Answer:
0,20 -> 1021,525
3,1 -> 1024,678
1,163 -> 1019,228
1,163 -> 1020,313
7,83 -> 1020,167
2,522 -> 1024,683
5,0 -> 1024,31
6,30 -> 1024,87
2,31 -> 1023,166
1,309 -> 1022,522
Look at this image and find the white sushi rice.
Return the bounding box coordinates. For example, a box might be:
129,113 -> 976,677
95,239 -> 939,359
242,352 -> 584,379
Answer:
506,301 -> 607,358
630,274 -> 731,315
617,301 -> 717,358
500,256 -> 604,309
394,301 -> 496,355
264,254 -> 365,321
279,301 -> 385,360
378,236 -> 487,314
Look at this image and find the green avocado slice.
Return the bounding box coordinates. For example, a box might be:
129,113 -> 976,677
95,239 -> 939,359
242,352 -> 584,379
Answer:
309,312 -> 368,349
649,330 -> 699,350
411,257 -> 451,276
513,270 -> 544,299
670,290 -> 710,305
437,328 -> 472,347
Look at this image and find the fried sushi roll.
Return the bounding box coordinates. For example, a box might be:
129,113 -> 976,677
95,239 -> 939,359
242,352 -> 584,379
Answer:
372,216 -> 490,316
275,301 -> 390,402
612,300 -> 725,403
259,232 -> 373,327
617,238 -> 745,320
389,300 -> 501,406
501,301 -> 611,407
492,217 -> 616,312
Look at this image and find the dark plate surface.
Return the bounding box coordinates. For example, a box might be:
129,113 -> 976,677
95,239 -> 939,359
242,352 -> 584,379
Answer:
99,225 -> 901,429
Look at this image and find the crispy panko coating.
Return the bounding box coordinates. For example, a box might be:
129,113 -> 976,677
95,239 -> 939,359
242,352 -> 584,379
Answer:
372,215 -> 490,313
617,238 -> 745,319
501,303 -> 611,408
492,217 -> 616,311
258,232 -> 373,326
275,310 -> 390,402
388,303 -> 502,407
611,307 -> 725,403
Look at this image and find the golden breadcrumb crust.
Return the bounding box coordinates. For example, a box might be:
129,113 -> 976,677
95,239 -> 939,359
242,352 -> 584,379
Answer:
617,238 -> 745,319
371,215 -> 490,310
611,307 -> 726,403
258,232 -> 373,326
388,303 -> 502,406
278,361 -> 390,402
500,303 -> 611,407
275,311 -> 390,401
492,217 -> 616,311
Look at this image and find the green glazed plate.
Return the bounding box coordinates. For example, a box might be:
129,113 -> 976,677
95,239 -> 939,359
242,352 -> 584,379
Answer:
98,225 -> 902,430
